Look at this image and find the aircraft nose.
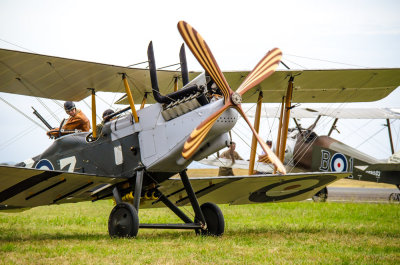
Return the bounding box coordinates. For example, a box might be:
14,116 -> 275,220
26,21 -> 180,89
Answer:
212,107 -> 238,133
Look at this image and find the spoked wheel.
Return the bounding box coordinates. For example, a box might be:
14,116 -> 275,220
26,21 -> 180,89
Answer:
108,202 -> 139,238
195,202 -> 224,236
312,187 -> 328,202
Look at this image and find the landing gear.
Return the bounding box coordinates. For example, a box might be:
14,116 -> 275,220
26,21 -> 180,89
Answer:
389,193 -> 400,203
312,187 -> 328,202
195,202 -> 224,236
108,168 -> 225,238
108,202 -> 139,238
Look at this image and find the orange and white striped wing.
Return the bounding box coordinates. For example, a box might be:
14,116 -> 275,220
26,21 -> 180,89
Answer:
182,104 -> 230,159
236,48 -> 282,96
178,21 -> 232,102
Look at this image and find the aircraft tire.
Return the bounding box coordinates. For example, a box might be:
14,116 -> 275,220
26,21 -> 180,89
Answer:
389,193 -> 400,203
108,202 -> 139,238
195,202 -> 224,236
312,187 -> 328,202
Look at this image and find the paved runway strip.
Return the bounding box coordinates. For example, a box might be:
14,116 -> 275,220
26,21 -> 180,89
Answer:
327,187 -> 399,202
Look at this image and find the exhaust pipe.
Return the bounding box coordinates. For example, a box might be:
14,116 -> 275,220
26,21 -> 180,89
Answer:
147,41 -> 170,104
179,43 -> 189,86
148,41 -> 201,105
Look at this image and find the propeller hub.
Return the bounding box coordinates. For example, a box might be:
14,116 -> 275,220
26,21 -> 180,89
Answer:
231,92 -> 242,105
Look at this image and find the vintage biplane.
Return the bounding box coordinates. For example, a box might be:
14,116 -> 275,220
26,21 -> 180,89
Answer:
0,21 -> 399,237
202,107 -> 400,201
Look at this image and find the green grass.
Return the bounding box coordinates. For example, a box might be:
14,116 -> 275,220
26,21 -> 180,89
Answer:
1,201 -> 399,264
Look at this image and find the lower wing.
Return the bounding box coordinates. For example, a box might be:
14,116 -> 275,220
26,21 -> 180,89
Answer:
0,165 -> 123,211
199,157 -> 274,173
143,171 -> 349,208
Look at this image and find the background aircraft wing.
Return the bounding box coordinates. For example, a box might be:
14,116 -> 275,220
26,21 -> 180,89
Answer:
199,157 -> 274,173
0,165 -> 123,211
0,48 -> 199,102
225,69 -> 400,103
365,163 -> 400,171
142,172 -> 349,208
245,106 -> 400,119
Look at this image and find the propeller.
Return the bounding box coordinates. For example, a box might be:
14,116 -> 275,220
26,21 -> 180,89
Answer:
178,21 -> 286,174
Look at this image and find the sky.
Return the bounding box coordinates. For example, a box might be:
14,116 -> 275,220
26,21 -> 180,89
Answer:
0,0 -> 399,164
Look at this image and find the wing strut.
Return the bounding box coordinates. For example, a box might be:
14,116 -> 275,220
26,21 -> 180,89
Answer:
249,91 -> 263,175
276,76 -> 295,170
122,73 -> 139,123
328,118 -> 339,136
88,88 -> 97,139
140,92 -> 149,110
386,119 -> 395,154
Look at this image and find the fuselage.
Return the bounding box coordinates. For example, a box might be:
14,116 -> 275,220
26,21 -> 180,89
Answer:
19,97 -> 238,186
291,131 -> 399,185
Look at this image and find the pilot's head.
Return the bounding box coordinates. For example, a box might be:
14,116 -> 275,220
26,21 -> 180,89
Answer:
230,141 -> 236,150
102,109 -> 114,118
64,101 -> 76,116
102,109 -> 115,122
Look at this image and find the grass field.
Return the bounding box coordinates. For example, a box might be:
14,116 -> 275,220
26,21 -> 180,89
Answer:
1,199 -> 399,264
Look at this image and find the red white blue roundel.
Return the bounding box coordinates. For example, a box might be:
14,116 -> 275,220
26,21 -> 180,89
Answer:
330,153 -> 347,172
35,159 -> 54,170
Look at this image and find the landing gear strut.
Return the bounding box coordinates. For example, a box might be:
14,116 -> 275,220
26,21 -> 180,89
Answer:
108,168 -> 225,238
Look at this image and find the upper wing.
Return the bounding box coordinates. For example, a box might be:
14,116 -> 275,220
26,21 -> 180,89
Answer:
2,49 -> 399,104
0,48 -> 199,102
140,172 -> 349,208
0,165 -> 124,211
225,69 -> 400,103
245,106 -> 400,119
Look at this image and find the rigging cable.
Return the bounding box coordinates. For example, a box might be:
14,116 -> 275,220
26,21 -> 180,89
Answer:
0,97 -> 47,131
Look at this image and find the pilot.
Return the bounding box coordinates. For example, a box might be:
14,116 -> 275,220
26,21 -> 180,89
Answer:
47,101 -> 90,138
95,109 -> 115,136
258,140 -> 273,163
254,140 -> 273,174
102,109 -> 115,123
218,142 -> 243,176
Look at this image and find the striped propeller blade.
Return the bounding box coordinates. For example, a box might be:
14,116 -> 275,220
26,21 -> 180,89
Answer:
182,104 -> 230,159
236,48 -> 282,96
234,105 -> 286,174
178,21 -> 232,102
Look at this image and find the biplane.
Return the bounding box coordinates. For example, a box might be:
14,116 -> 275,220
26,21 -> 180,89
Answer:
0,21 -> 399,238
202,107 -> 400,201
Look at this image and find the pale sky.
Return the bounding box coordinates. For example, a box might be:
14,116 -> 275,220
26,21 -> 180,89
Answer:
0,0 -> 399,163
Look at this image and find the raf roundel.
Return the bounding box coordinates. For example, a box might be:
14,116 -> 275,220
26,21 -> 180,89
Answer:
330,153 -> 347,172
35,159 -> 54,170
